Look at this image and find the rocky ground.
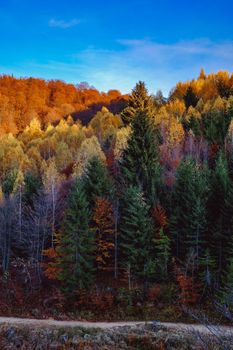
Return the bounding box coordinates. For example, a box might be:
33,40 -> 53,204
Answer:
0,322 -> 232,350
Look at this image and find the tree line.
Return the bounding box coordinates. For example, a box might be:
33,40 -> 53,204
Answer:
0,70 -> 233,312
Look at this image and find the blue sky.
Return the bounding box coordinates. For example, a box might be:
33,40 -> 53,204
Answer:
0,0 -> 232,95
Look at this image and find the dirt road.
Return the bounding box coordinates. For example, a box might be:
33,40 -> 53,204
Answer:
0,317 -> 232,335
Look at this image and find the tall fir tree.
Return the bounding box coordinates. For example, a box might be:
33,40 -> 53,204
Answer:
56,180 -> 95,293
170,158 -> 209,265
84,156 -> 113,208
121,81 -> 154,125
219,257 -> 233,311
120,186 -> 154,286
207,151 -> 231,284
154,228 -> 171,281
23,171 -> 42,207
183,86 -> 199,109
120,110 -> 161,207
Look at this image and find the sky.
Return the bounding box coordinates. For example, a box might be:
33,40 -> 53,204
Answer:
0,0 -> 233,96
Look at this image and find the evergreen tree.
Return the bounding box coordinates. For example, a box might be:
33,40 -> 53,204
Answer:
84,156 -> 113,208
56,180 -> 95,293
199,249 -> 216,290
120,110 -> 161,207
2,169 -> 18,198
183,86 -> 199,109
154,228 -> 171,281
220,257 -> 233,310
202,101 -> 233,146
207,151 -> 230,283
23,171 -> 42,207
187,164 -> 209,266
121,81 -> 154,124
120,186 -> 153,285
170,159 -> 209,265
222,179 -> 233,260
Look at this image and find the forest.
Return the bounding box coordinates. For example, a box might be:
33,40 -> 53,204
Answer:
0,70 -> 233,321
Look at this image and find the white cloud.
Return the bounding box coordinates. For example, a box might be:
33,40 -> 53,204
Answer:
49,18 -> 80,29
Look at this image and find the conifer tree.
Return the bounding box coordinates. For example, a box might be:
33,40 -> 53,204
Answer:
208,151 -> 230,283
154,228 -> 171,281
220,257 -> 233,310
23,171 -> 42,207
120,110 -> 161,207
2,169 -> 18,197
183,86 -> 199,109
222,179 -> 233,261
120,186 -> 153,285
199,249 -> 216,290
84,156 -> 113,208
170,159 -> 209,265
121,81 -> 154,124
56,180 -> 95,293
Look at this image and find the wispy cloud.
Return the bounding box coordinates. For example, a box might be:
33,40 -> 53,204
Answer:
8,39 -> 233,95
48,18 -> 80,29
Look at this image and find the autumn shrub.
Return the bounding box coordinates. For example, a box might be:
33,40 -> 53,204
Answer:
147,285 -> 161,303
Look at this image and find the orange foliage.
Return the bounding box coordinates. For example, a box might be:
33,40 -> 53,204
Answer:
92,197 -> 115,269
147,285 -> 161,302
76,289 -> 114,311
0,75 -> 126,134
174,264 -> 200,306
152,205 -> 168,229
170,70 -> 233,103
43,247 -> 61,280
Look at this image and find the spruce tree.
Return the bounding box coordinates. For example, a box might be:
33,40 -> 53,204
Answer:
170,158 -> 209,265
2,169 -> 18,197
23,171 -> 42,207
120,110 -> 161,207
121,81 -> 154,125
207,151 -> 230,284
154,228 -> 171,281
199,249 -> 216,290
120,186 -> 153,285
56,180 -> 95,293
187,164 -> 209,266
220,257 -> 233,310
222,179 -> 233,262
183,86 -> 199,109
84,156 -> 113,208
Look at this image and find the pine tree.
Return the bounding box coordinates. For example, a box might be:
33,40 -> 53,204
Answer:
220,257 -> 233,310
199,249 -> 216,290
154,228 -> 171,281
120,110 -> 161,207
170,159 -> 209,265
183,86 -> 199,109
56,180 -> 95,293
23,171 -> 42,207
2,169 -> 18,197
222,179 -> 233,261
120,186 -> 153,285
207,151 -> 230,284
121,81 -> 154,124
187,164 -> 209,267
84,156 -> 113,208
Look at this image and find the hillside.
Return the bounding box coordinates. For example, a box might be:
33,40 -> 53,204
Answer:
0,75 -> 127,134
0,70 -> 233,327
